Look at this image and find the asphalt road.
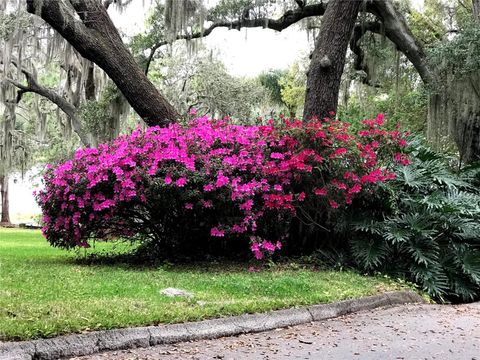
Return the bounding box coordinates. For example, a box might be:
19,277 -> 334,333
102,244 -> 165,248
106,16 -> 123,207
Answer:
71,303 -> 480,360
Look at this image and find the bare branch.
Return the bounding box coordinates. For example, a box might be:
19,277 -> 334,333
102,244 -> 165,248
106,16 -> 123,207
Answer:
7,61 -> 91,146
367,0 -> 433,84
103,0 -> 114,9
350,22 -> 383,86
146,1 -> 432,85
294,0 -> 306,9
145,2 -> 328,74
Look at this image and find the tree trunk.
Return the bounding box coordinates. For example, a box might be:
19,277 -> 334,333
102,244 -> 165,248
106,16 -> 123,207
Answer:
27,0 -> 179,126
428,77 -> 480,165
85,62 -> 96,101
473,0 -> 480,22
0,174 -> 11,225
426,2 -> 480,164
303,0 -> 362,120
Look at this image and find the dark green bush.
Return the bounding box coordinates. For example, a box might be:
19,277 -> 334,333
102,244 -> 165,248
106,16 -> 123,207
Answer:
349,138 -> 480,302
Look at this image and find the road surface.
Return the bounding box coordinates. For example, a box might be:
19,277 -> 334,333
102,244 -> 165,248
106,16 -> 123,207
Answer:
72,303 -> 480,360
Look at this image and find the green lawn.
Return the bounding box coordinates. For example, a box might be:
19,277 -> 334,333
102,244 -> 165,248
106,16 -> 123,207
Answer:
0,228 -> 412,341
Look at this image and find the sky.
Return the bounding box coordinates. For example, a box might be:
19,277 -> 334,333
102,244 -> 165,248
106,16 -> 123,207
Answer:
8,170 -> 42,223
109,1 -> 312,77
9,0 -> 425,223
108,0 -> 424,77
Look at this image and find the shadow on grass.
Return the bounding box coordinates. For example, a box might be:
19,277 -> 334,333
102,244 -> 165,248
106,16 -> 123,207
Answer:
70,248 -> 334,276
73,251 -> 258,273
37,238 -> 344,274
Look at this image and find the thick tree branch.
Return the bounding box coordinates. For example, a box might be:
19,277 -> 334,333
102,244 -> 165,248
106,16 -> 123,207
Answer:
367,0 -> 433,84
27,0 -> 179,125
207,2 -> 328,31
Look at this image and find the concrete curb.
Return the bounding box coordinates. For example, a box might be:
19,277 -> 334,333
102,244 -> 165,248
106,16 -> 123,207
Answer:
0,291 -> 425,360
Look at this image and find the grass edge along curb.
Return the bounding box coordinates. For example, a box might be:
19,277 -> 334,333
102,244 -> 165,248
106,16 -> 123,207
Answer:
0,291 -> 425,360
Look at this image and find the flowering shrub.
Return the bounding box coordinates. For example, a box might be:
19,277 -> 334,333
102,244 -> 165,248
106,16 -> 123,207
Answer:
37,114 -> 409,259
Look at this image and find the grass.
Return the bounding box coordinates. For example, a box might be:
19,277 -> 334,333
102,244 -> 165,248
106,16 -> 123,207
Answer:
0,228 -> 413,341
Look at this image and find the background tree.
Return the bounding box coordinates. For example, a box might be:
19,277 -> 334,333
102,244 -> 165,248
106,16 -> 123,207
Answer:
23,0 -> 421,126
11,0 -> 480,166
0,0 -> 138,223
26,0 -> 178,125
278,62 -> 306,118
150,46 -> 269,120
257,69 -> 287,109
426,1 -> 480,164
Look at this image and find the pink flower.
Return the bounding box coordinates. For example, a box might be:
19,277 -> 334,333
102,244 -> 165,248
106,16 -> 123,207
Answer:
254,250 -> 264,260
298,192 -> 306,201
314,188 -> 327,196
394,153 -> 411,166
189,107 -> 197,115
184,203 -> 193,210
216,171 -> 229,187
210,227 -> 225,237
175,177 -> 187,187
329,200 -> 339,209
201,200 -> 213,208
261,240 -> 276,252
376,113 -> 385,125
239,199 -> 254,211
164,175 -> 172,185
348,183 -> 362,194
231,224 -> 246,233
203,184 -> 214,192
330,147 -> 347,158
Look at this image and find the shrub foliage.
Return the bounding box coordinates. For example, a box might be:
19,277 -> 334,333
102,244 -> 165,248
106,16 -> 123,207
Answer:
350,140 -> 480,302
37,114 -> 480,301
37,114 -> 405,258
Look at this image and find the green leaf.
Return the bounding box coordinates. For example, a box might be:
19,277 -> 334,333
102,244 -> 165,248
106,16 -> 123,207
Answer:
350,237 -> 390,270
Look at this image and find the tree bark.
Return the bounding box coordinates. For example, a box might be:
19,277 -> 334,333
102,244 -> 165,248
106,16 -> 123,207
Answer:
473,0 -> 480,22
426,1 -> 480,164
85,62 -> 96,101
369,1 -> 432,84
0,174 -> 11,225
303,0 -> 362,120
26,0 -> 179,126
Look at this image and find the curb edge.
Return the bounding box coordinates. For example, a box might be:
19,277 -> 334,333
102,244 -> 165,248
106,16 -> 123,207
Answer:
0,290 -> 426,360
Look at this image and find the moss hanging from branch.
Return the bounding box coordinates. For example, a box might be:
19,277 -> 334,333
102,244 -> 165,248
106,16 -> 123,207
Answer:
427,23 -> 480,163
165,0 -> 205,42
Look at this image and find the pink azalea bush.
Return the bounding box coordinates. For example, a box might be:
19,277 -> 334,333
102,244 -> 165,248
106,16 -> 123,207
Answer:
37,114 -> 409,259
